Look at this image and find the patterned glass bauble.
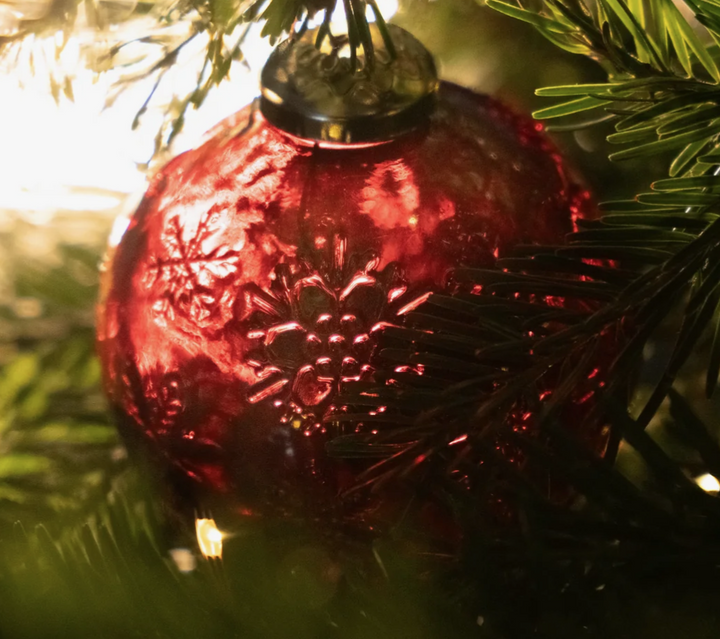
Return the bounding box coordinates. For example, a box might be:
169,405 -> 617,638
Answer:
97,82 -> 594,526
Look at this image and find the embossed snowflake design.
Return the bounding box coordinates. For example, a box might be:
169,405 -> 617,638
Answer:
144,208 -> 243,330
234,234 -> 422,433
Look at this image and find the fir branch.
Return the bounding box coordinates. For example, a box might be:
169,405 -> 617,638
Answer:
0,243 -> 123,531
2,455 -> 720,638
2,0 -> 389,159
330,199 -> 720,532
490,0 -> 720,186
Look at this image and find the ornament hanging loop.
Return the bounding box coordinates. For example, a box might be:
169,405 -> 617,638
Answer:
260,23 -> 438,144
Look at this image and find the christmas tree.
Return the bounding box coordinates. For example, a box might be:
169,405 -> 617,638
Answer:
2,0 -> 720,637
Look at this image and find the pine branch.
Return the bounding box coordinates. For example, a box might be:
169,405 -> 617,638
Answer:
0,459 -> 718,639
0,243 -> 123,531
2,0 -> 391,158
325,126 -> 720,534
489,0 -> 720,182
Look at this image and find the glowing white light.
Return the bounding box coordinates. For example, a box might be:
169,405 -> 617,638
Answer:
0,21 -> 266,223
169,547 -> 197,573
1,5 -> 397,247
108,215 -> 132,248
308,0 -> 399,30
696,473 -> 720,493
0,56 -> 147,219
195,518 -> 223,558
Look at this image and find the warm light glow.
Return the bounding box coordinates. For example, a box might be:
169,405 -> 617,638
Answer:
195,518 -> 223,558
0,18 -> 269,228
308,0 -> 398,30
0,33 -> 146,218
695,473 -> 720,493
108,214 -> 132,248
0,1 -> 398,225
169,547 -> 197,573
449,434 -> 468,446
0,0 -> 403,231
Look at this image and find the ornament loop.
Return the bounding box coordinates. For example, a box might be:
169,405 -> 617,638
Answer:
260,24 -> 438,144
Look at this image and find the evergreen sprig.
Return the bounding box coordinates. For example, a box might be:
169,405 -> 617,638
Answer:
324,0 -> 720,563
0,471 -> 489,639
489,0 -> 720,180
0,244 -> 122,532
483,0 -> 720,414
487,0 -> 720,80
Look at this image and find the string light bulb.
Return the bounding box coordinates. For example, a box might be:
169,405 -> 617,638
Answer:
195,518 -> 223,558
695,473 -> 720,494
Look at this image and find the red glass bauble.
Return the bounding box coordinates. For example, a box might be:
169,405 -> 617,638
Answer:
97,82 -> 594,525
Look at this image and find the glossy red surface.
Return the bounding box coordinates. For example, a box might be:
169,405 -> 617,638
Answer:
97,83 -> 594,520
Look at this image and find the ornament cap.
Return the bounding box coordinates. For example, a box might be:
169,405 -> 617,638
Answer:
260,24 -> 438,144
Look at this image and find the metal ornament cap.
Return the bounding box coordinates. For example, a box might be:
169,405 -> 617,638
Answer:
260,24 -> 439,144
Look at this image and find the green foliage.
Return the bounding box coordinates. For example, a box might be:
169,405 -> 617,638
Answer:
0,467 -> 719,639
487,0 -> 719,79
0,473 -> 489,639
490,0 -> 720,183
309,3 -> 720,631
0,243 -> 121,531
6,0 -> 720,636
471,0 -> 720,436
